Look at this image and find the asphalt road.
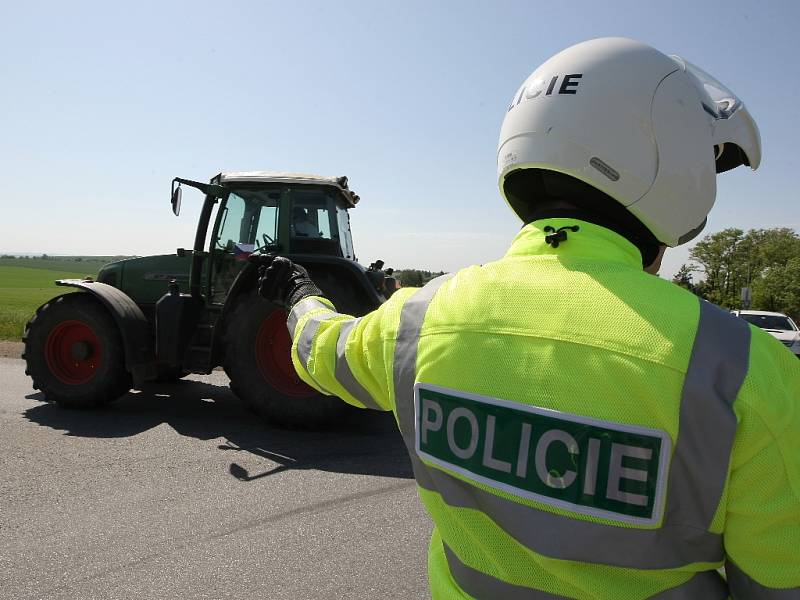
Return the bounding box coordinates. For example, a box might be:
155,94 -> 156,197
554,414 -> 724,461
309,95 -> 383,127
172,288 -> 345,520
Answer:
0,358 -> 432,600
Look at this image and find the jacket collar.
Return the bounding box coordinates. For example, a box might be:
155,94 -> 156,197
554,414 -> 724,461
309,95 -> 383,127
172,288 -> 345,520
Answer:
505,218 -> 643,269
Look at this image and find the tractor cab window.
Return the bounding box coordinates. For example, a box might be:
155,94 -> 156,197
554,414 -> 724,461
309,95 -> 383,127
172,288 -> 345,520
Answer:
215,193 -> 246,252
288,189 -> 342,256
336,204 -> 355,260
291,206 -> 322,238
290,191 -> 334,240
254,201 -> 279,248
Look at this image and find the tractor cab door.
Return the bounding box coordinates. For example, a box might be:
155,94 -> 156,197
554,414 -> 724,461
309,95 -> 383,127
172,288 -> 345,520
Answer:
207,188 -> 281,305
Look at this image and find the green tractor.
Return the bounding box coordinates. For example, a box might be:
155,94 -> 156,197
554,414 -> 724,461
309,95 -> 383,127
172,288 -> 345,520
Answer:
23,172 -> 394,427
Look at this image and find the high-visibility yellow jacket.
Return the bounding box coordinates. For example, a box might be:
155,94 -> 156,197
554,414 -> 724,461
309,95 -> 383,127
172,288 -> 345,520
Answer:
288,218 -> 800,599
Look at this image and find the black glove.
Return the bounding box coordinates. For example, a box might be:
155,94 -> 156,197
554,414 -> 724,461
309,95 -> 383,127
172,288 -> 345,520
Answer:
255,255 -> 324,310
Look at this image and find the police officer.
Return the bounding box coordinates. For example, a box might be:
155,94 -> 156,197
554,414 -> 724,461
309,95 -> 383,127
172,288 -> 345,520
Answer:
259,38 -> 799,599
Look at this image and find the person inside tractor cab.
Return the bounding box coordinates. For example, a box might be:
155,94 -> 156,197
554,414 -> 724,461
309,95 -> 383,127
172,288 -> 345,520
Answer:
292,207 -> 319,238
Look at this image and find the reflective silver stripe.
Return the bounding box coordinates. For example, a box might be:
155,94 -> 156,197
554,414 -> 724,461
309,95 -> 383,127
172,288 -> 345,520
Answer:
395,287 -> 751,568
289,299 -> 381,408
288,297 -> 332,337
411,453 -> 719,568
295,313 -> 340,393
334,319 -> 382,410
665,300 -> 750,532
443,543 -> 571,599
393,275 -> 454,442
726,561 -> 800,599
443,544 -> 728,600
650,571 -> 728,599
444,542 -> 728,600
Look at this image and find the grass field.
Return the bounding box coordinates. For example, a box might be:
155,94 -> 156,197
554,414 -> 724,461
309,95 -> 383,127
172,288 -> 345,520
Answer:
0,264 -> 100,340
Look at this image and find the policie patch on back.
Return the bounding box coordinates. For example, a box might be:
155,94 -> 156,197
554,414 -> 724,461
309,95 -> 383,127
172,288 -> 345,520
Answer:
414,383 -> 671,525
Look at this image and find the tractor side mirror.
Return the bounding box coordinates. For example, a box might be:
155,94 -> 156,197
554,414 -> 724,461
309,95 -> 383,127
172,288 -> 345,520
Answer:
171,185 -> 182,216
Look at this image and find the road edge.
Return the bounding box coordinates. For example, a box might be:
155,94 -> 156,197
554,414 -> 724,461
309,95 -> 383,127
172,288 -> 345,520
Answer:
0,341 -> 24,359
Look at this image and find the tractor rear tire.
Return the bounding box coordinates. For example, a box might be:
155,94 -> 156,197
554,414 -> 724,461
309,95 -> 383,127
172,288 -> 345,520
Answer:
23,293 -> 132,408
223,292 -> 348,429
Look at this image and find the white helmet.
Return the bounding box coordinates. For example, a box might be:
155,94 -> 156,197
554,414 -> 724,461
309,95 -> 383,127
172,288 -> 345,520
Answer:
497,37 -> 761,247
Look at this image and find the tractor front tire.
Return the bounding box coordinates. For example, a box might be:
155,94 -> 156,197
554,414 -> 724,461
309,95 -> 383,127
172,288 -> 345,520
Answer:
23,293 -> 132,408
223,293 -> 348,429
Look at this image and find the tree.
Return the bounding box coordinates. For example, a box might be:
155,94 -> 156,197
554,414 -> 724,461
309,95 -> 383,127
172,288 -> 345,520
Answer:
689,228 -> 744,307
687,227 -> 800,319
395,269 -> 447,287
397,270 -> 424,287
752,257 -> 800,318
671,264 -> 696,293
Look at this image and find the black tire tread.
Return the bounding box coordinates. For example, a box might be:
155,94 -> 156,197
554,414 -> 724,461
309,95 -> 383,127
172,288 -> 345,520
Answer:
222,292 -> 347,429
23,293 -> 131,408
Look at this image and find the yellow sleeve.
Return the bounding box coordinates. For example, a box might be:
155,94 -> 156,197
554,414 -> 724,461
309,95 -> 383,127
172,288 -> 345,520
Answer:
724,326 -> 800,592
288,289 -> 419,412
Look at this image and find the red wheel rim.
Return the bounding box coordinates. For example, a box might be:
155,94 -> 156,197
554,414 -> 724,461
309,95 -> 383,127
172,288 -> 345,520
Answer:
255,310 -> 316,398
44,320 -> 103,385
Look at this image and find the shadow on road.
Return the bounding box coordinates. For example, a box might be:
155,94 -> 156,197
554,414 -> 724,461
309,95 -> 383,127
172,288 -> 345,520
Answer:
23,378 -> 413,480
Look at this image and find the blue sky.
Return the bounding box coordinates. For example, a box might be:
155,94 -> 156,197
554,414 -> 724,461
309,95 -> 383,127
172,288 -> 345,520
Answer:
1,0 -> 797,279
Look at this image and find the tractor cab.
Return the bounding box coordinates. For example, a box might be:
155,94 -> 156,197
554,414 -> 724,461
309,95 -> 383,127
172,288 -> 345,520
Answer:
170,172 -> 363,306
208,171 -> 358,260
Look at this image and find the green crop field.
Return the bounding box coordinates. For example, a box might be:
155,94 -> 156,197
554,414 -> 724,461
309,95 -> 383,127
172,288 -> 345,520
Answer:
0,265 -> 93,340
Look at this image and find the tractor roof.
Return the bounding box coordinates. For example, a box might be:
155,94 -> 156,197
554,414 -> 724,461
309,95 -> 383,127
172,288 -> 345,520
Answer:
214,171 -> 360,207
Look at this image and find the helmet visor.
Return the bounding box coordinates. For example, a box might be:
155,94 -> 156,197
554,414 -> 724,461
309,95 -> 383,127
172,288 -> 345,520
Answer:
670,55 -> 742,119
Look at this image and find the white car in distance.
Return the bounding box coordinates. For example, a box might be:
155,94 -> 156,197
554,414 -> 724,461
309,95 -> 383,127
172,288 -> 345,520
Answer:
731,310 -> 800,357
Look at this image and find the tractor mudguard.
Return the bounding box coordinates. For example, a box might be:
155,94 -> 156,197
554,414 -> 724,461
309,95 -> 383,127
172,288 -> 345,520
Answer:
292,254 -> 386,314
56,279 -> 157,385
